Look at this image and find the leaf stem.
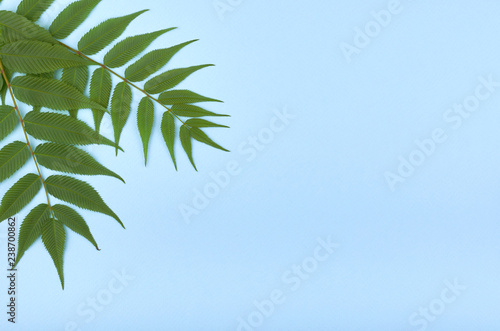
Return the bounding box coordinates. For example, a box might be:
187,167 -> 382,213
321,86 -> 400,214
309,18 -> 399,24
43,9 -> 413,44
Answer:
58,42 -> 188,126
0,59 -> 54,215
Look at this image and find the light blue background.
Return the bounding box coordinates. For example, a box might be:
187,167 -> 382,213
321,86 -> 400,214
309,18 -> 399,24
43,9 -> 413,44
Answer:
1,0 -> 500,329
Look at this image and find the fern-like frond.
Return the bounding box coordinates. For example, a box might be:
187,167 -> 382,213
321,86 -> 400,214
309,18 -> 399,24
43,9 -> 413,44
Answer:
0,0 -> 229,289
77,9 -> 147,55
0,141 -> 30,183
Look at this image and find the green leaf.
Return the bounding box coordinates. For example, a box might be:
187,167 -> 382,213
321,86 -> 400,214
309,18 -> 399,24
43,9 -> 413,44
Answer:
11,76 -> 106,112
0,141 -> 30,183
11,76 -> 106,111
137,97 -> 154,165
144,64 -> 213,94
52,204 -> 98,250
14,203 -> 50,266
161,111 -> 176,170
17,0 -> 55,22
0,40 -> 90,74
0,68 -> 11,104
49,0 -> 100,39
89,67 -> 111,133
23,111 -> 120,149
185,118 -> 229,129
124,40 -> 196,82
171,104 -> 228,118
0,173 -> 41,222
111,82 -> 132,155
29,73 -> 54,113
35,143 -> 124,182
61,66 -> 88,93
34,71 -> 55,79
0,10 -> 56,44
158,90 -> 222,105
78,10 -> 147,55
45,175 -> 123,227
189,127 -> 228,152
103,28 -> 174,68
0,105 -> 19,141
62,65 -> 89,118
42,217 -> 65,288
179,125 -> 196,170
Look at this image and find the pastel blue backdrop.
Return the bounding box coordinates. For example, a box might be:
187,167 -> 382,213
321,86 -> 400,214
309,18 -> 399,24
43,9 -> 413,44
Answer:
0,0 -> 499,330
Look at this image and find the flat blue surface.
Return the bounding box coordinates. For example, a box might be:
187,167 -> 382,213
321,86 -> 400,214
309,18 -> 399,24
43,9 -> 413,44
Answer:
1,0 -> 500,330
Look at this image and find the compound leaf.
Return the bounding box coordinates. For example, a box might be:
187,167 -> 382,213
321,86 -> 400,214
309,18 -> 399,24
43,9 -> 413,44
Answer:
35,143 -> 124,182
78,9 -> 147,55
45,175 -> 123,227
49,0 -> 100,39
0,141 -> 30,183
